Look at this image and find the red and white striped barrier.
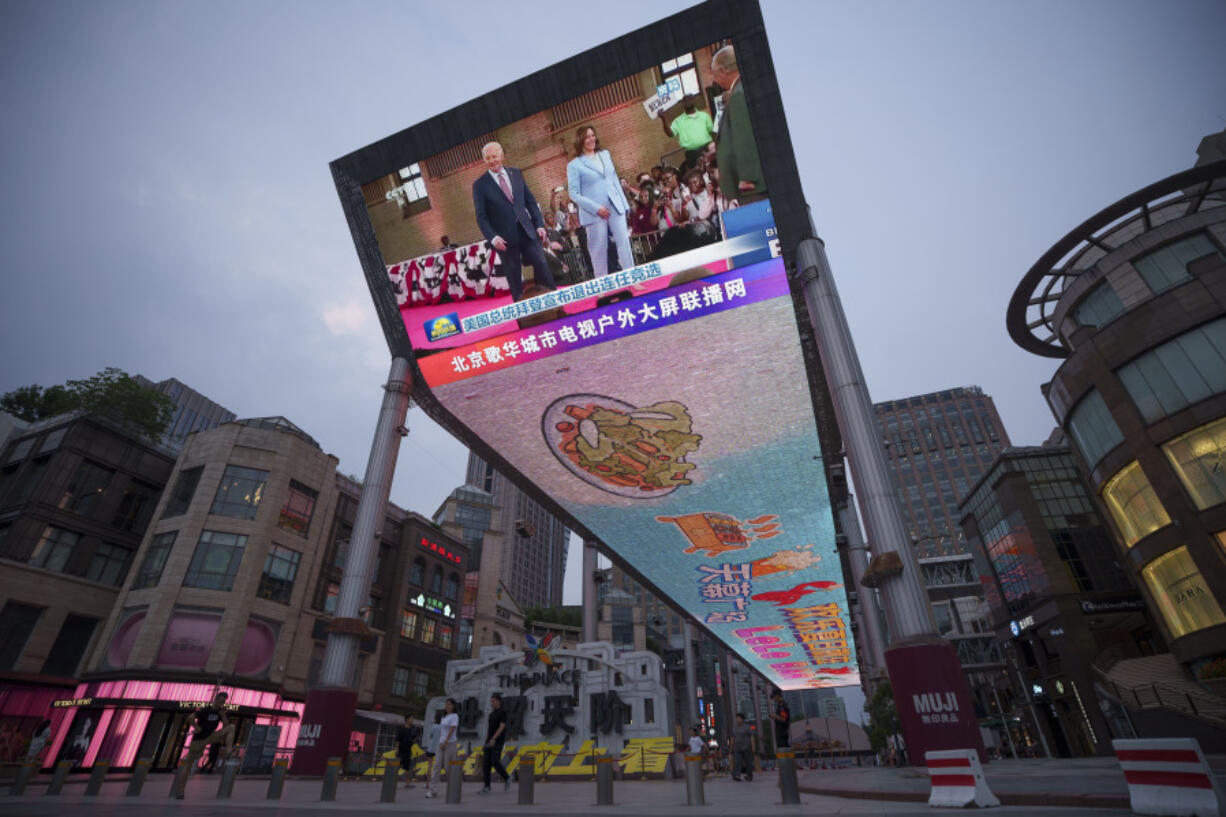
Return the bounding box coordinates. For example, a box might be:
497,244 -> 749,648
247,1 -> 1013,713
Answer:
1113,738 -> 1220,817
925,749 -> 999,808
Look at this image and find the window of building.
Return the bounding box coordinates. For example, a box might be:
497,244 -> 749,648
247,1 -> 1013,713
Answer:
85,542 -> 132,586
1073,280 -> 1126,329
438,623 -> 454,650
1142,546 -> 1226,639
392,666 -> 410,697
183,530 -> 248,590
413,671 -> 430,697
163,466 -> 203,518
324,582 -> 339,614
931,601 -> 955,635
1118,318 -> 1226,424
1163,417 -> 1226,510
5,437 -> 35,463
401,610 -> 417,639
1101,461 -> 1171,547
430,567 -> 443,594
420,618 -> 436,645
1134,233 -> 1221,294
60,460 -> 113,516
278,480 -> 318,537
0,602 -> 43,671
661,52 -> 701,96
410,558 -> 425,586
29,526 -> 80,573
42,614 -> 98,677
444,572 -> 459,600
132,531 -> 176,590
38,426 -> 68,454
111,480 -> 158,534
257,544 -> 302,604
209,465 -> 268,520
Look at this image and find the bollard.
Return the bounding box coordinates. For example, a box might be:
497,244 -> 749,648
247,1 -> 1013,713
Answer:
518,754 -> 535,805
596,756 -> 614,806
684,753 -> 704,806
380,758 -> 399,803
266,758 -> 288,800
9,762 -> 37,796
445,759 -> 463,804
169,761 -> 192,799
127,758 -> 151,796
320,757 -> 341,801
217,758 -> 239,799
777,751 -> 800,805
85,760 -> 110,796
46,761 -> 72,796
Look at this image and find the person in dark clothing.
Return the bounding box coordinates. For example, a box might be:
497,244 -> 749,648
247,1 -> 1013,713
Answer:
173,691 -> 235,798
770,689 -> 791,750
395,714 -> 422,788
480,693 -> 510,793
731,713 -> 756,781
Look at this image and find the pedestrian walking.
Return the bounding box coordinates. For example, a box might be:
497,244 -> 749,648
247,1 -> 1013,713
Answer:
480,693 -> 511,793
731,713 -> 756,781
395,713 -> 421,788
425,698 -> 458,799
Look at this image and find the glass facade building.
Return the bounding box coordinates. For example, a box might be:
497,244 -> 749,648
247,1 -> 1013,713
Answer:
1007,139 -> 1226,689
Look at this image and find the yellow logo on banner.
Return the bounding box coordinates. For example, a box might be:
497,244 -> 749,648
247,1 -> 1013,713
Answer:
428,316 -> 458,340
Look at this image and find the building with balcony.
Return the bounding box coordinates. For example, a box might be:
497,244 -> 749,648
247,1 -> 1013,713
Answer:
1006,134 -> 1226,739
874,387 -> 1010,685
10,415 -> 467,771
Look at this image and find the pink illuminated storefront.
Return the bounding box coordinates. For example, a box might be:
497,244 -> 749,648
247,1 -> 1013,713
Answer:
44,680 -> 302,771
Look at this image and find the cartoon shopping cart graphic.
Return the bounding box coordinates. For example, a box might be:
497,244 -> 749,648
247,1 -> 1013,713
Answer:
656,512 -> 781,557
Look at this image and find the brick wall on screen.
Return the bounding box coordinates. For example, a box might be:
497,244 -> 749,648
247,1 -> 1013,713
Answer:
368,46 -> 719,265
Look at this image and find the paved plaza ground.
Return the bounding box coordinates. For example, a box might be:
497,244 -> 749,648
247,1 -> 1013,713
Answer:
7,756 -> 1226,816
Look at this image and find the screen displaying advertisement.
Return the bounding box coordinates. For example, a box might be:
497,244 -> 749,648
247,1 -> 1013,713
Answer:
353,36 -> 856,690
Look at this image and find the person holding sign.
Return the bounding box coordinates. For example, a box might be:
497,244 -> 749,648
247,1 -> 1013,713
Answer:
661,95 -> 715,172
567,125 -> 634,279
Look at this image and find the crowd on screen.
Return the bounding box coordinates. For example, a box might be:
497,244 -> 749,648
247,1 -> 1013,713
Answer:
391,44 -> 764,306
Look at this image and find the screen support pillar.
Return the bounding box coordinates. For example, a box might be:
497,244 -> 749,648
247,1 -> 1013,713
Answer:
838,496 -> 886,677
582,539 -> 598,643
683,619 -> 699,729
291,356 -> 412,775
796,238 -> 985,761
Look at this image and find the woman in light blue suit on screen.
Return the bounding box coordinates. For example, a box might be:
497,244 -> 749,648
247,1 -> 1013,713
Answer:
567,125 -> 634,279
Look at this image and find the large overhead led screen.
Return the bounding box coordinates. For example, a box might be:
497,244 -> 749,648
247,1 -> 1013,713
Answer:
350,32 -> 856,690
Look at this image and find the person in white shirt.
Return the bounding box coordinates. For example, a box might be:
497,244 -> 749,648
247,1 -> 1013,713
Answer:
426,698 -> 459,798
687,727 -> 705,755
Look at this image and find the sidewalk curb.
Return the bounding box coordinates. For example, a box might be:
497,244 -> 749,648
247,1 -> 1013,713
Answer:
798,785 -> 1131,810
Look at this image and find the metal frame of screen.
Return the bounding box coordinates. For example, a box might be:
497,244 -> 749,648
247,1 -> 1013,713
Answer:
330,0 -> 849,672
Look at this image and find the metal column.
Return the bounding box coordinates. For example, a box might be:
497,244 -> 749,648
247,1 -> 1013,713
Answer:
796,239 -> 934,639
838,497 -> 886,672
583,539 -> 599,642
682,619 -> 699,728
318,356 -> 413,687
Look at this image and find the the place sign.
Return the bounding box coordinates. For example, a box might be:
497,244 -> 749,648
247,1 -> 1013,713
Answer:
420,536 -> 462,564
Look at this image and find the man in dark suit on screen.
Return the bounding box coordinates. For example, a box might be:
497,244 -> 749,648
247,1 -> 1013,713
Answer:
473,142 -> 556,300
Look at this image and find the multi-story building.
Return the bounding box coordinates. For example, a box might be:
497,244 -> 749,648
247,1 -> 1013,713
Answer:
959,444 -> 1158,757
466,452 -> 568,608
0,412 -> 175,764
133,375 -> 236,453
874,387 -> 1010,679
4,414 -> 467,771
1006,135 -> 1226,723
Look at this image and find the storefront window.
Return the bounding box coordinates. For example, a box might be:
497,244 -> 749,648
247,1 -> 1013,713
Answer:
1101,461 -> 1171,547
1163,417 -> 1226,510
1142,546 -> 1226,639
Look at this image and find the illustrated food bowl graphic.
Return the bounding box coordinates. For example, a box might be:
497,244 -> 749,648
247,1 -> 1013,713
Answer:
542,394 -> 702,498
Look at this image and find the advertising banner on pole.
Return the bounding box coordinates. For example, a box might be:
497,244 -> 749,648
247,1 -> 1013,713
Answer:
334,3 -> 857,691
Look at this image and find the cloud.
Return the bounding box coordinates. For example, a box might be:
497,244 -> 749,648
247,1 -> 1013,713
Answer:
322,300 -> 369,336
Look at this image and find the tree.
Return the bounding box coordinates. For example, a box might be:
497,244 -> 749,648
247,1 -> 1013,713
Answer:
1,367 -> 174,443
863,680 -> 897,754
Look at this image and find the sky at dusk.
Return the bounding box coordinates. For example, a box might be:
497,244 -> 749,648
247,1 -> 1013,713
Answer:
2,0 -> 1223,713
